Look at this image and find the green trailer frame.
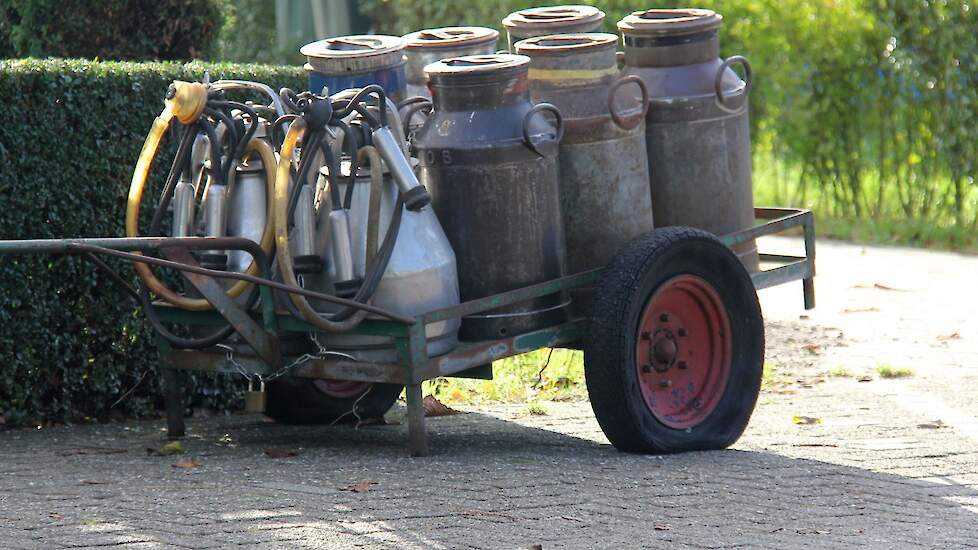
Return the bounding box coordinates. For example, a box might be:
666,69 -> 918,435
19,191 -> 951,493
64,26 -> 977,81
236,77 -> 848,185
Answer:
0,207 -> 813,456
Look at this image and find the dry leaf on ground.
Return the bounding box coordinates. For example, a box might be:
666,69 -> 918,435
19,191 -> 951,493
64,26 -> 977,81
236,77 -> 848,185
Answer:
917,420 -> 945,429
792,415 -> 822,425
58,447 -> 127,457
263,447 -> 298,459
172,458 -> 202,469
937,332 -> 962,341
339,480 -> 378,493
842,307 -> 880,314
147,441 -> 184,456
423,395 -> 462,417
857,375 -> 874,382
654,523 -> 672,531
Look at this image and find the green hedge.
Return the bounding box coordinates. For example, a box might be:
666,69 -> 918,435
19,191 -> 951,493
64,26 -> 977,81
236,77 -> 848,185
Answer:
0,58 -> 306,426
1,0 -> 225,60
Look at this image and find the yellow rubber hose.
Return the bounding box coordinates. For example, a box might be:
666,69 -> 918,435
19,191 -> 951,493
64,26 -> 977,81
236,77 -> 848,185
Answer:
275,120 -> 367,332
126,81 -> 276,310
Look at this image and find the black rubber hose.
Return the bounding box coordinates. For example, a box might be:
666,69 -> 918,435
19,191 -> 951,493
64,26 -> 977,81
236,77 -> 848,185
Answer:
138,281 -> 238,349
333,85 -> 387,126
209,100 -> 260,166
327,195 -> 404,322
330,119 -> 360,210
202,107 -> 238,181
285,128 -> 323,228
149,122 -> 198,236
197,117 -> 226,187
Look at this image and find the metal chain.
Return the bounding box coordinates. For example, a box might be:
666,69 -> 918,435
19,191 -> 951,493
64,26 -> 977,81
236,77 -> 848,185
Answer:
218,333 -> 357,385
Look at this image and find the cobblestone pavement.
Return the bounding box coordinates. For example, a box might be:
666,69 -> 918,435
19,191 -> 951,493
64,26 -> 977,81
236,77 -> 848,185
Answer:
2,238 -> 978,549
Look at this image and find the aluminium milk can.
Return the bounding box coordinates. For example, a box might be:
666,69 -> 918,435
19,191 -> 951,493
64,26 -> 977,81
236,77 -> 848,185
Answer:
300,35 -> 406,101
516,33 -> 653,312
415,54 -> 568,341
402,27 -> 500,98
619,9 -> 758,270
502,5 -> 605,50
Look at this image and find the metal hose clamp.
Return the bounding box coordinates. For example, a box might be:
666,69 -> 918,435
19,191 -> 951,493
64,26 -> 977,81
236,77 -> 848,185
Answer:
715,55 -> 752,113
522,103 -> 564,156
608,75 -> 649,131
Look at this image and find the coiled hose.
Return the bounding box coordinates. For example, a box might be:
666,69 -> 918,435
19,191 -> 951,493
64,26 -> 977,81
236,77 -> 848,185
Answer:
126,84 -> 277,311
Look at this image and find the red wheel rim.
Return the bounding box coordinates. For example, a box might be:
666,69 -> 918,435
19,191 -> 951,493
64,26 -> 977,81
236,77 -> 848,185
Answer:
634,274 -> 732,429
312,380 -> 371,399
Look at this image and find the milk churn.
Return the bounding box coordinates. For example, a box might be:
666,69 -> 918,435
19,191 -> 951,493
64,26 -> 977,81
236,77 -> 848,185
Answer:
619,9 -> 758,270
300,35 -> 406,101
516,33 -> 653,312
402,27 -> 500,98
415,54 -> 568,340
502,5 -> 605,50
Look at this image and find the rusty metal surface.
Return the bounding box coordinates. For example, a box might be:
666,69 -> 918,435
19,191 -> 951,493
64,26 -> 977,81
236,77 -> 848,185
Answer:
518,34 -> 653,315
621,9 -> 758,271
416,54 -> 569,341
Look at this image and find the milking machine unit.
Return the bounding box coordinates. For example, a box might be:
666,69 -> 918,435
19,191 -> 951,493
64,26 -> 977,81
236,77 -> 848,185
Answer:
0,4 -> 819,458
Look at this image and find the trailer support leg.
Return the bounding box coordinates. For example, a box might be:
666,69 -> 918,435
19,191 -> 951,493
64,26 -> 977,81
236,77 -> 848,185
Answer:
405,383 -> 429,457
163,368 -> 186,439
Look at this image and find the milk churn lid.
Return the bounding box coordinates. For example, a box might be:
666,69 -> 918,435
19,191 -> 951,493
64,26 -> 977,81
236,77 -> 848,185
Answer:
515,32 -> 618,54
300,35 -> 404,60
503,5 -> 605,32
403,27 -> 499,50
425,53 -> 530,78
617,8 -> 723,36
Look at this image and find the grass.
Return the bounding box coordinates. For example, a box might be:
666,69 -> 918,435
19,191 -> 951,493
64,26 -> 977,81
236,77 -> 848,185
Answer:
828,366 -> 852,378
876,365 -> 915,379
423,348 -> 586,406
752,156 -> 978,253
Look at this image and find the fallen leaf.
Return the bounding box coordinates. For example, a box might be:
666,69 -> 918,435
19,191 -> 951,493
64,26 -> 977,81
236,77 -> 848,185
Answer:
773,388 -> 799,395
172,458 -> 202,469
263,447 -> 298,459
79,480 -> 109,485
340,480 -> 377,493
842,307 -> 879,314
937,332 -> 962,341
48,512 -> 64,521
654,523 -> 672,531
458,509 -> 517,521
792,415 -> 822,425
793,443 -> 839,448
802,343 -> 820,355
857,375 -> 874,382
58,447 -> 127,457
423,395 -> 462,417
527,545 -> 543,550
917,420 -> 945,429
852,283 -> 909,292
147,441 -> 184,456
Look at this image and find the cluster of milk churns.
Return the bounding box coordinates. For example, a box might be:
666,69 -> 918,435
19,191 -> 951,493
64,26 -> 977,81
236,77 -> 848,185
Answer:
299,5 -> 756,342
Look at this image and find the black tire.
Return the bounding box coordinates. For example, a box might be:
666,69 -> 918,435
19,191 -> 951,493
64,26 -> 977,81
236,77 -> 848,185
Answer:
584,226 -> 764,453
264,377 -> 403,425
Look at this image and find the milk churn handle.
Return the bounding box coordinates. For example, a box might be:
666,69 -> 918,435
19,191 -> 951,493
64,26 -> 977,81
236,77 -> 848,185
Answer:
522,103 -> 564,156
715,55 -> 752,113
608,75 -> 649,131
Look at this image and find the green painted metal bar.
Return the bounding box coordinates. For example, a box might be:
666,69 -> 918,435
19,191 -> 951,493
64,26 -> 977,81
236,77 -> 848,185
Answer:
751,260 -> 813,291
420,268 -> 603,325
721,208 -> 812,248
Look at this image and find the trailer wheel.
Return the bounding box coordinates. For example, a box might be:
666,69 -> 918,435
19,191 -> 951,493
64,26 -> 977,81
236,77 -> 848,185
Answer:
585,227 -> 764,453
265,378 -> 403,425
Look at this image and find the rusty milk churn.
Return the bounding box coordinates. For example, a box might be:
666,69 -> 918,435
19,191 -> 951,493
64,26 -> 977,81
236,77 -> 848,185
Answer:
515,33 -> 653,312
300,35 -> 407,101
502,5 -> 605,50
415,54 -> 568,340
619,9 -> 758,270
402,27 -> 500,98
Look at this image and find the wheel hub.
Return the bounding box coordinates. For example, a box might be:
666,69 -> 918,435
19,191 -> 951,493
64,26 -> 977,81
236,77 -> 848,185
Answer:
634,274 -> 732,429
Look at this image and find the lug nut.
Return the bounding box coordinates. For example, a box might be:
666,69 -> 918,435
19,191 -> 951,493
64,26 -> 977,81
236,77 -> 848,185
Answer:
659,313 -> 669,322
659,379 -> 672,388
641,331 -> 651,340
678,361 -> 688,370
641,364 -> 652,373
678,328 -> 687,337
